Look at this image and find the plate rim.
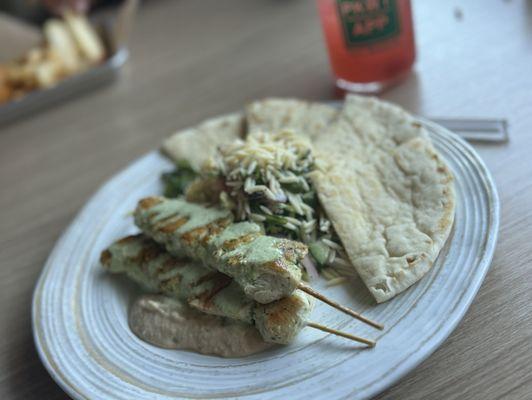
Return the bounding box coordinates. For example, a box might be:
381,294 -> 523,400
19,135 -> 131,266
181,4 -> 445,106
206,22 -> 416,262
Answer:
32,117 -> 500,400
363,116 -> 500,398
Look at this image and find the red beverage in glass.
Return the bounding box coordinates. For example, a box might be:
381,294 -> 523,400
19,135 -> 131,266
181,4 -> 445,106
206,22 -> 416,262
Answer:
317,0 -> 416,94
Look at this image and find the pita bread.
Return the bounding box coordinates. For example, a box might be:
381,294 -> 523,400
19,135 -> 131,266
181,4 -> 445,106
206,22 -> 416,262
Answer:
311,95 -> 455,302
246,98 -> 337,141
161,113 -> 245,172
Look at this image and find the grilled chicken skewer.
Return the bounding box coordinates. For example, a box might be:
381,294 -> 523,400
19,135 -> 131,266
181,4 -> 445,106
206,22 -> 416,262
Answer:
101,234 -> 375,346
134,197 -> 303,304
134,196 -> 383,330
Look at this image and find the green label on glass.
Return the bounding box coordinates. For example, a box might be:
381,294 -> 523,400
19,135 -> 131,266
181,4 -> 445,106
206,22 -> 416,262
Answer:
336,0 -> 401,47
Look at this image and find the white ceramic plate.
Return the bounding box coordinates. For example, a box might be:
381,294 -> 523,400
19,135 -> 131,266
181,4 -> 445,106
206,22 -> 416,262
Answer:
32,119 -> 499,400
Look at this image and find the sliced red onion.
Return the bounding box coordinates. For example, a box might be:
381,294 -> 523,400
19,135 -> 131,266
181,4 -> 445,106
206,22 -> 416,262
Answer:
301,255 -> 319,281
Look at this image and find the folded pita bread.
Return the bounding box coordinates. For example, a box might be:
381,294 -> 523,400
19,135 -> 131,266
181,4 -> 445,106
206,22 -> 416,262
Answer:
246,98 -> 337,141
161,113 -> 245,171
311,95 -> 455,302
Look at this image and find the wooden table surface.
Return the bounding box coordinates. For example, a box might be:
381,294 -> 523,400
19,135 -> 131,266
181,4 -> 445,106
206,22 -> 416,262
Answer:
1,1 -> 531,399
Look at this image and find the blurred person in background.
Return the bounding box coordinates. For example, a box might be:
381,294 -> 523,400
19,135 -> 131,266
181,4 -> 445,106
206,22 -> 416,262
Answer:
42,0 -> 91,14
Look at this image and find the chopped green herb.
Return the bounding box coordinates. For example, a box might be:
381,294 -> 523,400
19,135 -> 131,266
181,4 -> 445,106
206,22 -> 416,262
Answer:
309,240 -> 330,267
282,181 -> 308,194
162,166 -> 197,198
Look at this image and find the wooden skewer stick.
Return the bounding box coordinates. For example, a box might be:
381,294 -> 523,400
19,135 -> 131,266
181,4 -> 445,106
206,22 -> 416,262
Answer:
307,322 -> 375,347
298,282 -> 384,330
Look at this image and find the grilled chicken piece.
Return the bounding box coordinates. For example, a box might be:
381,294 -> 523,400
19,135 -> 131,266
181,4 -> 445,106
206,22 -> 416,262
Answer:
101,234 -> 254,324
101,234 -> 313,344
134,196 -> 307,303
254,291 -> 313,344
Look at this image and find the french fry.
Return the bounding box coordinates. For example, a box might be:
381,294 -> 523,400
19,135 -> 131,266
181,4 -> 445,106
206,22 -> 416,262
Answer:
0,66 -> 12,104
64,12 -> 105,65
44,19 -> 82,74
0,12 -> 106,105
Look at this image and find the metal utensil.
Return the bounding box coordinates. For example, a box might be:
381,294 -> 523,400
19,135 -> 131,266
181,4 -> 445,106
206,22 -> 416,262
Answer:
328,100 -> 508,143
431,118 -> 509,143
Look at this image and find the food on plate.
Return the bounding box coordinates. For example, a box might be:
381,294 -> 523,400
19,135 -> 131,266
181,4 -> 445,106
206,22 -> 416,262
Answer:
161,164 -> 198,198
246,98 -> 337,141
129,295 -> 273,357
310,96 -> 455,302
163,129 -> 354,284
134,195 -> 381,327
133,196 -> 307,304
226,95 -> 455,302
102,233 -> 374,348
101,233 -> 256,324
0,13 -> 105,105
101,95 -> 455,357
101,234 -> 313,345
161,113 -> 245,172
196,129 -> 353,279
